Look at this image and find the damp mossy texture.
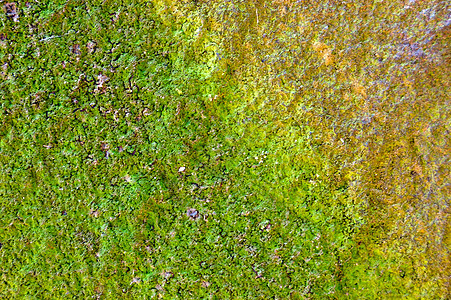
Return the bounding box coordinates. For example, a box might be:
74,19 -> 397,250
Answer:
0,0 -> 449,298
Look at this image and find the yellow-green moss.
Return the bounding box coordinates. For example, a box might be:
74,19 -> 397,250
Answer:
0,0 -> 448,298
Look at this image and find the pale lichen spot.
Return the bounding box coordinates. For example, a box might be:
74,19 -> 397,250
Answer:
312,41 -> 334,66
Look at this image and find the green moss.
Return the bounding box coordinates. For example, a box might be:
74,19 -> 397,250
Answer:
0,0 -> 448,298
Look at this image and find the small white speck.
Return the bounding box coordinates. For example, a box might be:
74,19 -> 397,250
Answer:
178,166 -> 185,172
